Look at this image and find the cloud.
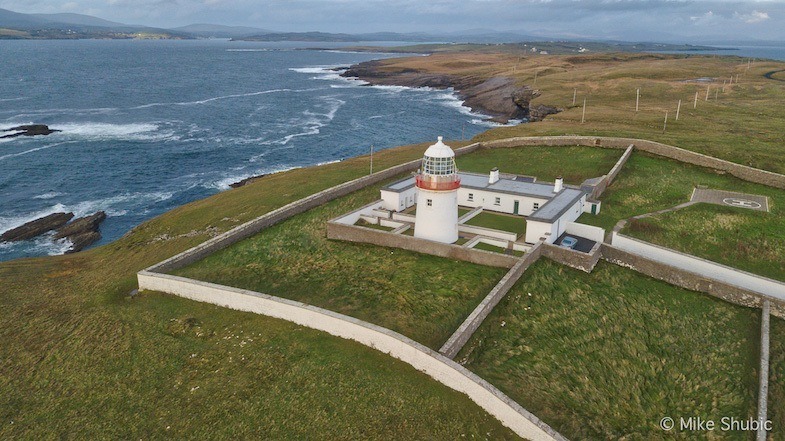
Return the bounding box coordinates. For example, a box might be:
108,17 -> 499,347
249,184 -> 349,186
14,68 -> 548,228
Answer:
735,9 -> 769,23
690,10 -> 716,24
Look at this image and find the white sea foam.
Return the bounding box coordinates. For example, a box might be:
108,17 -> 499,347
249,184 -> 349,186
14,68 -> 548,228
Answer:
130,89 -> 293,109
68,192 -> 174,218
226,49 -> 270,52
0,97 -> 27,102
0,141 -> 74,161
207,165 -> 302,191
32,192 -> 64,200
47,122 -> 181,142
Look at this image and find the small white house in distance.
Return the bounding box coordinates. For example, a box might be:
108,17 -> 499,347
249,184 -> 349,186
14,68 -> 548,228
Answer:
381,165 -> 601,245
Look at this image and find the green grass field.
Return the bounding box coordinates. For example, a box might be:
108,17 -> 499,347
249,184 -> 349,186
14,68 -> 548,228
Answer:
457,145 -> 622,184
465,211 -> 527,237
0,142 -> 520,440
173,145 -> 620,349
4,50 -> 785,439
770,317 -> 785,440
582,151 -> 785,281
173,179 -> 507,349
459,259 -> 761,440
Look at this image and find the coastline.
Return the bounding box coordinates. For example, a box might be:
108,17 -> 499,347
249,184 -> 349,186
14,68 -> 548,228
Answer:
341,58 -> 560,124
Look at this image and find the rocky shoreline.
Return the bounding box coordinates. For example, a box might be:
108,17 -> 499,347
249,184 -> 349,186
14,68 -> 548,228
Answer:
340,60 -> 561,124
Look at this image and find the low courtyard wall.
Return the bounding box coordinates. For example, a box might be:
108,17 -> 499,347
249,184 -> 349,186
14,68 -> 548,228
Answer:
601,243 -> 785,317
137,271 -> 566,441
440,244 -> 543,359
326,222 -> 519,268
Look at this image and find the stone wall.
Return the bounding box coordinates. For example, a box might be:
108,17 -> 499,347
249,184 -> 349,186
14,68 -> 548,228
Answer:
479,136 -> 785,189
440,244 -> 543,359
612,233 -> 785,301
137,271 -> 566,441
601,244 -> 785,318
326,221 -> 519,268
541,242 -> 602,273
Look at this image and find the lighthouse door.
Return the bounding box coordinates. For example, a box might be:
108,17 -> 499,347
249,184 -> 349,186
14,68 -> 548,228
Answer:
513,200 -> 520,215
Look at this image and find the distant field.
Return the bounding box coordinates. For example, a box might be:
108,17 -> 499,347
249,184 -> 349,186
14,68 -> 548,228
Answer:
459,259 -> 760,440
582,151 -> 785,281
369,51 -> 785,174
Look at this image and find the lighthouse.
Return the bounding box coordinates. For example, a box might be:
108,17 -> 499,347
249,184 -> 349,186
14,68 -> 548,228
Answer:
414,136 -> 460,243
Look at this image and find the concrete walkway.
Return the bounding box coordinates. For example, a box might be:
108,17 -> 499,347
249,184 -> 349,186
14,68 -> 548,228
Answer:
609,201 -> 697,239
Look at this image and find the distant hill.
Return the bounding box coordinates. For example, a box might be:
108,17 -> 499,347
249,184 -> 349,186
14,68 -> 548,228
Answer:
172,23 -> 271,38
0,7 -> 190,39
30,12 -> 131,28
235,30 -> 542,44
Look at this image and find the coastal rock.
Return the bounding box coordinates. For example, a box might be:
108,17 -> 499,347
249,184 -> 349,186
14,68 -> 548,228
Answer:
64,231 -> 101,254
341,61 -> 562,123
229,174 -> 267,188
529,104 -> 563,122
54,211 -> 107,253
0,124 -> 61,139
0,212 -> 75,242
54,211 -> 107,240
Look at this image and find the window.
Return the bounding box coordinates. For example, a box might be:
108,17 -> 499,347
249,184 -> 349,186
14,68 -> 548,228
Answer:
533,202 -> 540,210
494,197 -> 501,206
426,199 -> 433,207
468,193 -> 474,202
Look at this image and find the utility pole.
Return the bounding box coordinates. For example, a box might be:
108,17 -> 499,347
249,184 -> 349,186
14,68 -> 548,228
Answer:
572,89 -> 577,106
663,111 -> 668,133
706,84 -> 710,101
370,144 -> 374,175
694,91 -> 699,109
675,99 -> 682,121
636,88 -> 640,112
581,98 -> 586,124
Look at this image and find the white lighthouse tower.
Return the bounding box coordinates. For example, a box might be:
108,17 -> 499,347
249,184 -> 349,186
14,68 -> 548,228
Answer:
414,136 -> 460,243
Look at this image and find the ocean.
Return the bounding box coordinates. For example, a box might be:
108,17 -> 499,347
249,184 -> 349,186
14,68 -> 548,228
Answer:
0,39 -> 502,262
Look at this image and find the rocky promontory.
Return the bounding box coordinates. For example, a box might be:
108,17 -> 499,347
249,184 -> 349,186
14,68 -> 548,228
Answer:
0,212 -> 74,242
0,211 -> 107,254
341,61 -> 561,123
0,124 -> 61,139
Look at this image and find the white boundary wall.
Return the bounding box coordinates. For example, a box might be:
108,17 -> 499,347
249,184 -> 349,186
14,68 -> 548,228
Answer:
612,233 -> 785,301
137,272 -> 566,441
565,222 -> 606,243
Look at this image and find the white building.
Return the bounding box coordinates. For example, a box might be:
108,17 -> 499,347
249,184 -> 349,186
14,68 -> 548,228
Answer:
413,137 -> 460,243
381,140 -> 601,245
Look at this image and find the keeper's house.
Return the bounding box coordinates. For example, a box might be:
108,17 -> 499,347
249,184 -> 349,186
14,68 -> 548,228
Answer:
380,167 -> 600,245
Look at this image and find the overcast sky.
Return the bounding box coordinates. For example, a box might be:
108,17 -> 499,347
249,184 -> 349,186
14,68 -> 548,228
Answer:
2,0 -> 784,42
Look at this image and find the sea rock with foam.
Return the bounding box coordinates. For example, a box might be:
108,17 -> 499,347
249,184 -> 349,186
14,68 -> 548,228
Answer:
0,212 -> 74,242
0,124 -> 61,139
54,211 -> 107,253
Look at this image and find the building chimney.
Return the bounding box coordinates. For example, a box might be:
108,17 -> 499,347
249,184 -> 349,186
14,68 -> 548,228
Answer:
554,176 -> 563,193
489,167 -> 500,184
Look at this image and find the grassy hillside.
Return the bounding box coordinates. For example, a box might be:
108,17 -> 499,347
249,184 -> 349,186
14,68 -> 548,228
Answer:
3,50 -> 785,438
0,141 -> 519,439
